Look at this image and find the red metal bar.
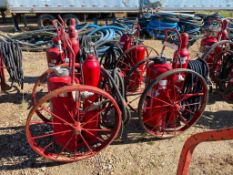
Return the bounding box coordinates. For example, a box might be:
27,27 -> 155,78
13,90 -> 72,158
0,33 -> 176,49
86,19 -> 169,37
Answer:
0,55 -> 7,91
176,128 -> 233,175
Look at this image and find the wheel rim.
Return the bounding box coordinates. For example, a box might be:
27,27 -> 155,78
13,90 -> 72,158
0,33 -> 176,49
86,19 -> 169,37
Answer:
138,68 -> 208,138
125,58 -> 155,111
26,85 -> 122,162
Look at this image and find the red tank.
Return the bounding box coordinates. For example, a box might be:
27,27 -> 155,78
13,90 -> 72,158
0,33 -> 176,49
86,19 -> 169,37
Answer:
47,68 -> 79,151
82,54 -> 101,87
173,33 -> 189,69
46,37 -> 64,67
132,44 -> 146,67
128,44 -> 146,92
82,52 -> 101,142
201,36 -> 218,53
144,57 -> 172,128
119,33 -> 131,52
201,36 -> 219,78
217,19 -> 229,41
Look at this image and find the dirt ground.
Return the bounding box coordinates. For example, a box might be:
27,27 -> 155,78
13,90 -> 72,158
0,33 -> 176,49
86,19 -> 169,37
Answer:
0,36 -> 233,175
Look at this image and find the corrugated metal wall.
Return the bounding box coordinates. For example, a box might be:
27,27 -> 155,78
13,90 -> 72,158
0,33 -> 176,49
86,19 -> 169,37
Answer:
148,0 -> 233,10
7,0 -> 140,13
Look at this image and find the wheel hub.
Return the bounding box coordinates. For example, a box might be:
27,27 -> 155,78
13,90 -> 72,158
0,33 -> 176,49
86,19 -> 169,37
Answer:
74,122 -> 82,135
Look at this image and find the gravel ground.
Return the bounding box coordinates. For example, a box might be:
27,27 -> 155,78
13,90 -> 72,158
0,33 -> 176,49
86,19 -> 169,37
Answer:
0,39 -> 232,175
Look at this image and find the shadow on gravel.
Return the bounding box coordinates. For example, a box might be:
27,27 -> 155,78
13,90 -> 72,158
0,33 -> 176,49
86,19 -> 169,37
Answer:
24,76 -> 41,84
0,126 -> 64,171
197,110 -> 233,130
0,90 -> 46,107
113,112 -> 162,145
208,93 -> 233,105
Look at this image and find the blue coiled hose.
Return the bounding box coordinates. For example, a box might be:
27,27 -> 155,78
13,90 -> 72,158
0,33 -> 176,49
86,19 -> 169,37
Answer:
85,25 -> 126,56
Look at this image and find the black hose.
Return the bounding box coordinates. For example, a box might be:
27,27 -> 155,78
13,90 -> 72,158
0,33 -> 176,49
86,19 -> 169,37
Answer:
0,42 -> 24,89
100,42 -> 123,69
101,68 -> 131,124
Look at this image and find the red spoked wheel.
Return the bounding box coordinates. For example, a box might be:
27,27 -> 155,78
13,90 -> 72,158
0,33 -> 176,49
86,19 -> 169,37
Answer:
214,51 -> 233,100
202,40 -> 233,82
124,58 -> 154,111
212,50 -> 233,83
138,68 -> 208,138
210,50 -> 231,83
26,85 -> 122,162
117,45 -> 159,74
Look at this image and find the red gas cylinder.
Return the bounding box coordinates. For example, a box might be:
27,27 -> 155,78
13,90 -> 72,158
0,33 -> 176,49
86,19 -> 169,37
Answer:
217,19 -> 229,41
200,36 -> 218,53
119,33 -> 131,51
68,19 -> 80,61
47,68 -> 79,151
201,36 -> 219,76
82,54 -> 101,87
46,37 -> 64,67
82,52 -> 101,142
173,33 -> 189,69
127,44 -> 146,92
144,57 -> 172,128
132,44 -> 146,67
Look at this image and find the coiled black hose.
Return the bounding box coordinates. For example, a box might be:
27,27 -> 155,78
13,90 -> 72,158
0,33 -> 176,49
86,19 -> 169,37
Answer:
100,42 -> 123,69
188,58 -> 209,82
101,68 -> 131,124
0,42 -> 24,89
181,59 -> 209,119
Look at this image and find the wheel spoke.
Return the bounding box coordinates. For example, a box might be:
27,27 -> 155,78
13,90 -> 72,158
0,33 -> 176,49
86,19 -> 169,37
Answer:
56,134 -> 74,158
177,92 -> 204,103
184,108 -> 195,115
84,128 -> 112,133
43,141 -> 54,153
151,96 -> 172,106
82,104 -> 112,127
62,103 -> 76,123
41,106 -> 76,129
30,121 -> 70,126
74,91 -> 81,121
80,134 -> 93,152
143,109 -> 169,123
32,129 -> 72,140
181,102 -> 201,107
83,129 -> 105,143
177,111 -> 189,126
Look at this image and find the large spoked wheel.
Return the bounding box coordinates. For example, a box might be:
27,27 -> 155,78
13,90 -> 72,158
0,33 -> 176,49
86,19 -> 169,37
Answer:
212,50 -> 233,84
117,45 -> 159,73
215,52 -> 233,99
124,58 -> 155,111
202,40 -> 233,83
138,69 -> 208,138
26,85 -> 122,162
